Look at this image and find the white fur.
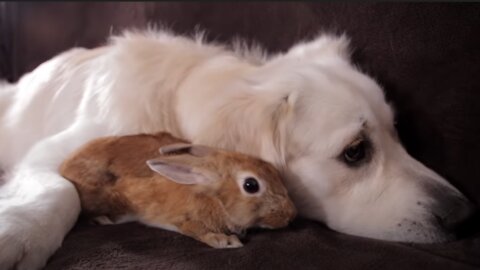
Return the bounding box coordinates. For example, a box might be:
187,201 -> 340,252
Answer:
0,29 -> 469,269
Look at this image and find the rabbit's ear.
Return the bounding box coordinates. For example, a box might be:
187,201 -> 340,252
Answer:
146,158 -> 208,185
159,143 -> 213,157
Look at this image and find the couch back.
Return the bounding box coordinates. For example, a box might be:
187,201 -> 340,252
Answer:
1,2 -> 479,205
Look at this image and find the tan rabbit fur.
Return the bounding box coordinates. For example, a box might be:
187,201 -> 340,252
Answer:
59,132 -> 296,248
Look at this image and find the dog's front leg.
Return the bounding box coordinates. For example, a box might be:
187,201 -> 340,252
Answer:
0,121 -> 108,270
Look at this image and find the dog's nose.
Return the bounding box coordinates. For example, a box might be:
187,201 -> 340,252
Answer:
424,181 -> 477,233
434,195 -> 476,232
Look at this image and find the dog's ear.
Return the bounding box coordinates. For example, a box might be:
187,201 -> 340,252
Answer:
273,92 -> 298,116
286,33 -> 351,62
263,91 -> 298,167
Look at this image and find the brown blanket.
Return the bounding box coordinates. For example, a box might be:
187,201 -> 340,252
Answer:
45,218 -> 480,270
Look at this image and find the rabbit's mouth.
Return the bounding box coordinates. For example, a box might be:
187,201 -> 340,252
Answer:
256,212 -> 295,229
252,217 -> 279,229
257,224 -> 274,229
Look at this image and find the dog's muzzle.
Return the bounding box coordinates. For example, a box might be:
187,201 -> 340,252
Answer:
426,182 -> 477,236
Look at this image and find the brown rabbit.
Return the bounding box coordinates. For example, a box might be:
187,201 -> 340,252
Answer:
59,132 -> 296,248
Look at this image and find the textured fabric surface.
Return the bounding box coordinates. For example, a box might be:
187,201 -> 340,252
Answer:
44,219 -> 480,270
1,2 -> 480,270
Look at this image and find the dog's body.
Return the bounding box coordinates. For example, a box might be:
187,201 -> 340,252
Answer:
0,30 -> 474,269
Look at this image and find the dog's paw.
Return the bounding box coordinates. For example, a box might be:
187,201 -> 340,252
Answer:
0,195 -> 76,270
0,219 -> 57,270
0,230 -> 25,270
0,169 -> 82,269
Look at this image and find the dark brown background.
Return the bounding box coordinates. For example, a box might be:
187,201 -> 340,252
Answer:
1,2 -> 479,269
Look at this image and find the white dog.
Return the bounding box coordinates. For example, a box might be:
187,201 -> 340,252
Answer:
0,29 -> 474,269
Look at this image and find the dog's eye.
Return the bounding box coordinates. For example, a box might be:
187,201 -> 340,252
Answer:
341,138 -> 370,166
243,177 -> 260,194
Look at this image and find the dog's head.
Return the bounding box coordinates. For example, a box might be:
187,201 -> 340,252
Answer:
177,32 -> 475,243
250,34 -> 475,243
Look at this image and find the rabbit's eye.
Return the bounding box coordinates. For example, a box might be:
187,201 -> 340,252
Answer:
243,177 -> 260,194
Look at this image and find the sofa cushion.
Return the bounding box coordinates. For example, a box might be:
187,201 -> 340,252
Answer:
45,219 -> 480,270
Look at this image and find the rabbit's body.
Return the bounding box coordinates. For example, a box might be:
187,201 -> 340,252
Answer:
60,132 -> 296,248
